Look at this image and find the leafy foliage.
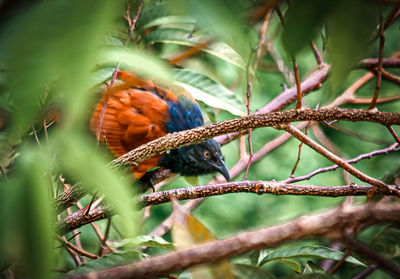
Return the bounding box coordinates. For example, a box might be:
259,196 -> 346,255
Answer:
258,246 -> 365,268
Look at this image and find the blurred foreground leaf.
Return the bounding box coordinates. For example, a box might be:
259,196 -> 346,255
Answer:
0,145 -> 53,279
259,246 -> 366,267
167,0 -> 253,60
54,134 -> 137,236
67,250 -> 146,275
146,29 -> 246,68
326,0 -> 378,88
282,0 -> 332,57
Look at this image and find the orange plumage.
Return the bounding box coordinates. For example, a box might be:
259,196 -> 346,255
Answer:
90,71 -> 175,178
91,70 -> 230,184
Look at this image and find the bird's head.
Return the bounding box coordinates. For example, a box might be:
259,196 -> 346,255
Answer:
160,139 -> 230,181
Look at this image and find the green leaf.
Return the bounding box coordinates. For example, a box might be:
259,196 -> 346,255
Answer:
111,235 -> 175,250
326,0 -> 378,88
174,69 -> 246,116
146,29 -> 246,68
0,146 -> 53,279
0,136 -> 19,176
370,225 -> 400,258
282,0 -> 332,57
168,0 -> 253,59
142,15 -> 196,31
54,134 -> 138,237
233,263 -> 277,279
67,251 -> 146,275
3,0 -> 125,135
178,270 -> 194,279
100,47 -> 173,83
184,176 -> 200,186
276,259 -> 302,274
172,213 -> 234,279
259,246 -> 366,267
198,101 -> 217,123
303,261 -> 326,274
90,66 -> 116,88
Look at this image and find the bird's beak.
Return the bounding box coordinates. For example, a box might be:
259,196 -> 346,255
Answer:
215,158 -> 230,181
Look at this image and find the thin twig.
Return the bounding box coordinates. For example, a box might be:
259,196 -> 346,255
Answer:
387,126 -> 400,143
275,6 -> 285,25
369,7 -> 385,109
243,48 -> 256,180
329,248 -> 352,275
293,59 -> 302,109
76,201 -> 117,254
343,236 -> 400,277
65,246 -> 81,267
136,181 -> 399,209
283,143 -> 399,184
216,63 -> 329,145
383,2 -> 400,31
329,229 -> 358,275
281,124 -> 390,190
168,42 -> 209,65
96,0 -> 145,144
347,94 -> 400,105
57,236 -> 100,260
99,217 -> 113,256
359,58 -> 400,68
67,206 -> 86,263
290,122 -> 310,177
243,8 -> 273,181
380,69 -> 400,84
32,125 -> 41,147
353,264 -> 379,279
311,41 -> 323,66
43,119 -> 49,143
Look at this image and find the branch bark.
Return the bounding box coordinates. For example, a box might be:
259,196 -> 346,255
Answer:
67,202 -> 400,279
137,181 -> 400,208
57,179 -> 400,234
110,108 -> 400,167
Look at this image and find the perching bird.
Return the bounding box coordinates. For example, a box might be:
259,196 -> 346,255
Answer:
90,70 -> 230,187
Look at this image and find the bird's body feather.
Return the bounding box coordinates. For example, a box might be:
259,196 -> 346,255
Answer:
90,71 -> 229,182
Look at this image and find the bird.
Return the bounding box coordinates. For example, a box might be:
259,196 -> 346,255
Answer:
90,70 -> 230,188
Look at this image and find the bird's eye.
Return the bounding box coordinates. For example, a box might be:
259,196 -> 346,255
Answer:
203,151 -> 210,158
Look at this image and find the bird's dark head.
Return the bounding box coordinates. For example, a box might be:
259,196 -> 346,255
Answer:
159,139 -> 230,181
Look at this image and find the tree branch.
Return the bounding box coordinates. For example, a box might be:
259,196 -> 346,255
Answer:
67,202 -> 400,279
359,58 -> 400,68
57,206 -> 110,235
54,184 -> 86,214
57,236 -> 100,260
136,181 -> 400,208
57,180 -> 400,235
281,125 -> 390,189
343,236 -> 400,277
110,108 -> 400,167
